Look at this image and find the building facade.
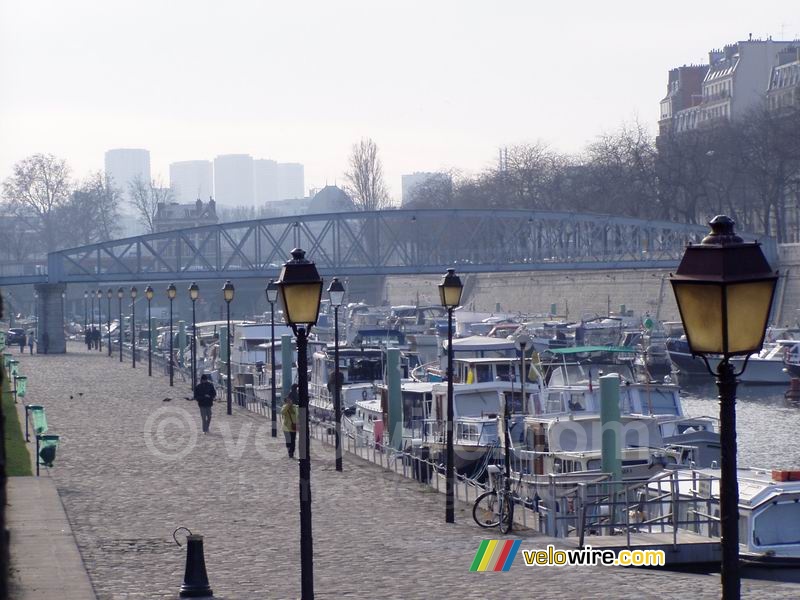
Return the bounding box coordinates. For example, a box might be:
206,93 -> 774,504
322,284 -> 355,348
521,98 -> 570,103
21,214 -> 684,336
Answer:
401,172 -> 450,206
153,198 -> 218,233
767,45 -> 800,111
213,154 -> 255,207
170,160 -> 213,204
277,163 -> 304,200
254,159 -> 279,203
104,148 -> 151,203
659,38 -> 794,135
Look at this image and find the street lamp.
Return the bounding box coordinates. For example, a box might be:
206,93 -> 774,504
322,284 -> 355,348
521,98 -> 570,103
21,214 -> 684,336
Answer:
167,283 -> 177,387
327,277 -> 346,472
130,287 -> 137,368
189,282 -> 199,392
670,215 -> 777,600
89,290 -> 94,348
439,267 -> 463,524
277,248 -> 322,600
83,290 -> 88,332
266,280 -> 279,438
145,286 -> 154,376
96,290 -> 102,351
223,281 -> 235,415
117,287 -> 124,362
106,289 -> 112,357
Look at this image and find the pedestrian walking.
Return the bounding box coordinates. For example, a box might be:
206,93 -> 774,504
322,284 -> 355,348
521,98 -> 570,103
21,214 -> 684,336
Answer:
19,331 -> 26,353
193,374 -> 217,433
85,329 -> 91,350
280,392 -> 298,458
27,332 -> 34,354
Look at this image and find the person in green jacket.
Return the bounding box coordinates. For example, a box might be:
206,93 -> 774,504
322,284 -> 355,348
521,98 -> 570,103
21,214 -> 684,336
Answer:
280,392 -> 298,458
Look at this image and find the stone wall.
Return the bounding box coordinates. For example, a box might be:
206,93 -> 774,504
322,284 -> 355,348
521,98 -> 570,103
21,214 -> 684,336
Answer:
384,269 -> 680,321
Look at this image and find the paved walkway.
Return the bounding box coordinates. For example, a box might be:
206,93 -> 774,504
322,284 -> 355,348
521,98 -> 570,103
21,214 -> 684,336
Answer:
10,343 -> 800,599
7,477 -> 96,599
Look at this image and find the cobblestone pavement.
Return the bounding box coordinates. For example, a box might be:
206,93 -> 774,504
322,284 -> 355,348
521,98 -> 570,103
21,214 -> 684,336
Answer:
14,344 -> 800,599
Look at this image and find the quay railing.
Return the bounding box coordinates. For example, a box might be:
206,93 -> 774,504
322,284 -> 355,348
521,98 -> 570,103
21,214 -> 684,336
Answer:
102,344 -> 723,542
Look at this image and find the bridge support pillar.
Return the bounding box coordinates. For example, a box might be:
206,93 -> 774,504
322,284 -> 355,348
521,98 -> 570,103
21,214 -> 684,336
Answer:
34,283 -> 66,354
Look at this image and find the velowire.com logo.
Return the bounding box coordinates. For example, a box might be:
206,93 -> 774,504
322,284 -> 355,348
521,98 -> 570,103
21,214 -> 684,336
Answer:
470,540 -> 522,572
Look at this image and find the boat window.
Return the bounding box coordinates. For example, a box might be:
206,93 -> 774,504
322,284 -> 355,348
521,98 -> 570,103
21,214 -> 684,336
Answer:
457,423 -> 480,442
545,392 -> 564,413
346,357 -> 382,382
476,364 -> 493,383
567,393 -> 585,411
753,503 -> 800,546
495,363 -> 514,381
479,422 -> 498,445
587,458 -> 601,471
455,391 -> 501,417
638,389 -> 679,415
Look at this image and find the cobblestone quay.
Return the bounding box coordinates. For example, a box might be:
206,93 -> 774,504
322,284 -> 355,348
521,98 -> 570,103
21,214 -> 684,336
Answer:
13,344 -> 800,599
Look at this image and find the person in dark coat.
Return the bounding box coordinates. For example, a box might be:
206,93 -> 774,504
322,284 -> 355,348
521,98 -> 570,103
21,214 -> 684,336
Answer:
193,374 -> 217,433
19,332 -> 26,353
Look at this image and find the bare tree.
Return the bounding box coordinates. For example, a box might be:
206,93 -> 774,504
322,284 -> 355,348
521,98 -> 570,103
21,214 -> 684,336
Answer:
343,138 -> 391,211
129,176 -> 172,233
1,154 -> 72,251
56,172 -> 122,247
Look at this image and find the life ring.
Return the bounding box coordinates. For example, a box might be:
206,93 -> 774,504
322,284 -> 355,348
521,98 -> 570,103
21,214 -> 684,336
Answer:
361,389 -> 368,400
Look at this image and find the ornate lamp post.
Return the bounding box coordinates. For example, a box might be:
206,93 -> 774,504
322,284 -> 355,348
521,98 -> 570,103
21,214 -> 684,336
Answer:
96,290 -> 103,351
167,283 -> 177,387
670,216 -> 777,600
83,290 -> 88,332
439,268 -> 463,524
223,281 -> 235,415
90,290 -> 95,347
327,277 -> 346,472
189,282 -> 199,392
145,286 -> 154,376
106,289 -> 112,357
117,287 -> 124,362
130,287 -> 137,368
266,280 -> 279,438
277,249 -> 322,600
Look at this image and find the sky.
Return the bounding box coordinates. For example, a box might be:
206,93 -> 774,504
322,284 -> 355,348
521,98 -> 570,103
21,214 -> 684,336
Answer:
1,1 -> 798,203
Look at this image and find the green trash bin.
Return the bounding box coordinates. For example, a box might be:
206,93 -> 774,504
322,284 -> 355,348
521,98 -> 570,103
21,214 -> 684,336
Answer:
24,404 -> 46,442
30,406 -> 48,436
37,435 -> 59,474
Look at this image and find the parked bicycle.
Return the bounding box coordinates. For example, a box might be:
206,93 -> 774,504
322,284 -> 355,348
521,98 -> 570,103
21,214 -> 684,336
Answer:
472,465 -> 519,534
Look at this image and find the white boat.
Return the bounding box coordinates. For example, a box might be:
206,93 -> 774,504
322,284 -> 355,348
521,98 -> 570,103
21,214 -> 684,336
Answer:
645,467 -> 800,576
697,341 -> 796,385
421,382 -> 504,474
536,346 -> 720,467
309,346 -> 382,421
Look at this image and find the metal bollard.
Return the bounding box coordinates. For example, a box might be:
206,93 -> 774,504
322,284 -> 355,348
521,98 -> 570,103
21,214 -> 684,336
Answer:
173,527 -> 213,598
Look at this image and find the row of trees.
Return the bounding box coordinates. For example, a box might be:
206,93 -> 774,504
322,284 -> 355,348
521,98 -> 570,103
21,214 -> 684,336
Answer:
404,105 -> 800,242
0,154 -> 173,256
5,104 -> 800,262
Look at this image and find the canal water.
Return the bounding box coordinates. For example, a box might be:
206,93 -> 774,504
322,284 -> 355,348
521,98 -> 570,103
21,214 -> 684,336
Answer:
681,381 -> 800,469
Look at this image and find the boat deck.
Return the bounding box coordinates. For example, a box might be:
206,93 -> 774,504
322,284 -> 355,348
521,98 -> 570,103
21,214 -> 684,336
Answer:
559,530 -> 721,564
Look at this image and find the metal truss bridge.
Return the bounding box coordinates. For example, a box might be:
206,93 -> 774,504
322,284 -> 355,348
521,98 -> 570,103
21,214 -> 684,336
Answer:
0,209 -> 776,286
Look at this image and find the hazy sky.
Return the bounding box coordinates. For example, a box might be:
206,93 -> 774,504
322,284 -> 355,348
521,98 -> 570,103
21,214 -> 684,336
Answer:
1,1 -> 798,202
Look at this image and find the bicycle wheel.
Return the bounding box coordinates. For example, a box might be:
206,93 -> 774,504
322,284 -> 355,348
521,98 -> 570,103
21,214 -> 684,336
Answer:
499,495 -> 514,534
473,490 -> 501,528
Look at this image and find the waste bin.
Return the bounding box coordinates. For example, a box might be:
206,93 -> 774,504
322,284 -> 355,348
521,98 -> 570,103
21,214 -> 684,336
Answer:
36,434 -> 60,475
413,445 -> 431,484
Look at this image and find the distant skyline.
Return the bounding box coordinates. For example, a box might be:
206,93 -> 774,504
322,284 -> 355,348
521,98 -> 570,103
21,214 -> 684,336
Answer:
1,1 -> 798,203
